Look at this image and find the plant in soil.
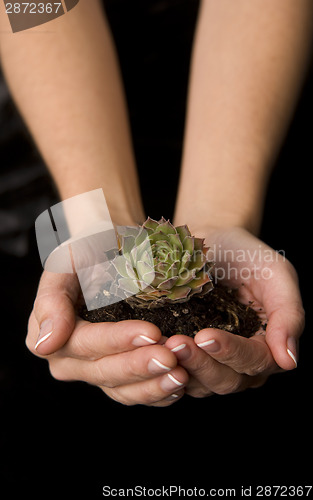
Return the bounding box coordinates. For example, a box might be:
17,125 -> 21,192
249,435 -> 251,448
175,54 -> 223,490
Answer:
80,217 -> 263,338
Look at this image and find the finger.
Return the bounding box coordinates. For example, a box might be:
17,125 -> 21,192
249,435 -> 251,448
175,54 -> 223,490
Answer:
102,367 -> 188,406
265,304 -> 304,370
194,328 -> 277,376
57,318 -> 162,360
26,271 -> 80,356
148,390 -> 185,407
210,228 -> 305,370
165,335 -> 248,395
49,344 -> 179,387
252,260 -> 305,370
183,374 -> 214,398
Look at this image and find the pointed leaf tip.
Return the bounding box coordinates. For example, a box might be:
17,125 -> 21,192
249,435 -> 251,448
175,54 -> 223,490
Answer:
176,225 -> 191,240
143,217 -> 159,231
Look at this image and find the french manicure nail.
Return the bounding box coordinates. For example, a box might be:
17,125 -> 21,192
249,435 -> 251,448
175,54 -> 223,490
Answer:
35,319 -> 53,350
196,339 -> 219,352
171,343 -> 191,360
171,343 -> 186,353
148,358 -> 171,373
171,344 -> 186,352
287,338 -> 298,368
161,373 -> 184,392
132,335 -> 158,347
165,393 -> 180,401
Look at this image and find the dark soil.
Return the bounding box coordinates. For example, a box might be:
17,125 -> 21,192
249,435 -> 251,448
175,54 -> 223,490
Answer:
79,284 -> 265,338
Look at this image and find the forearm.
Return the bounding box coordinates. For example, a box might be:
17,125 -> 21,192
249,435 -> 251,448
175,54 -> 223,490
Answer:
174,0 -> 313,234
0,0 -> 144,226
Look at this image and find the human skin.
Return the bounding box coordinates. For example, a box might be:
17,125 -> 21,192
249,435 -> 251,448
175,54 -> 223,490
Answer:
165,227 -> 304,399
173,0 -> 311,380
25,227 -> 304,405
0,0 -> 145,227
1,0 -> 310,404
175,0 -> 313,234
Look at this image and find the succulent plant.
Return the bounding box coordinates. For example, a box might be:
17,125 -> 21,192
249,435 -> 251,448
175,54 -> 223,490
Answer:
112,217 -> 214,307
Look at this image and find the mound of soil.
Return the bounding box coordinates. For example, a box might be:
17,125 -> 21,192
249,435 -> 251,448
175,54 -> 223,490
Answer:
80,284 -> 265,338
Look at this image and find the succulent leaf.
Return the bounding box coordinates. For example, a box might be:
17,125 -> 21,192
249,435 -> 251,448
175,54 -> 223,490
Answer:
176,224 -> 191,239
157,276 -> 179,290
154,220 -> 177,236
193,237 -> 205,251
113,255 -> 137,280
118,277 -> 140,295
143,217 -> 159,231
136,259 -> 152,277
180,251 -> 192,274
167,233 -> 183,252
168,285 -> 191,301
175,269 -> 197,287
188,271 -> 212,289
182,236 -> 194,254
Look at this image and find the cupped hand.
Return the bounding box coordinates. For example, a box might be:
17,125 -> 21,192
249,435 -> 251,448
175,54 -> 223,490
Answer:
26,271 -> 188,406
202,226 -> 305,369
166,225 -> 304,398
27,226 -> 304,404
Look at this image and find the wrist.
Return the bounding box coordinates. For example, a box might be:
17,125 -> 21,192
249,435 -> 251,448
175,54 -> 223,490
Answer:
173,209 -> 260,237
54,186 -> 144,237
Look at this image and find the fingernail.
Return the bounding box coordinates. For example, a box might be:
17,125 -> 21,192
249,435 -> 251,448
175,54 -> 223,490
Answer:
160,373 -> 184,392
287,338 -> 298,368
35,319 -> 53,350
171,343 -> 186,352
171,343 -> 191,360
165,393 -> 181,401
148,358 -> 171,373
132,335 -> 158,347
196,339 -> 220,352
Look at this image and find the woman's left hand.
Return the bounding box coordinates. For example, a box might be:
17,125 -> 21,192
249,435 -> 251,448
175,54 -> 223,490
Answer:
165,225 -> 304,398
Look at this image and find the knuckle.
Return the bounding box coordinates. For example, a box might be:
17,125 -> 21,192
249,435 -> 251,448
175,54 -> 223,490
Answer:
214,376 -> 243,395
33,290 -> 54,313
34,286 -> 72,320
70,333 -> 94,359
94,361 -> 115,388
244,357 -> 270,376
189,351 -> 215,379
244,366 -> 260,377
125,353 -> 143,379
109,324 -> 126,352
186,386 -> 213,398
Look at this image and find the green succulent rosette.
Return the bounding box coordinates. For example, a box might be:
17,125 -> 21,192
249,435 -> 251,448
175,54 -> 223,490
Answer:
113,217 -> 214,307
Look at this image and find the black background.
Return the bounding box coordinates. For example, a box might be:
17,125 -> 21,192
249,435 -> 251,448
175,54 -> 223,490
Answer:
0,0 -> 312,497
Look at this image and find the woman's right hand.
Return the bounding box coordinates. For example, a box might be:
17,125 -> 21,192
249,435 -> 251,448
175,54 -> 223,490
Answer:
26,271 -> 188,406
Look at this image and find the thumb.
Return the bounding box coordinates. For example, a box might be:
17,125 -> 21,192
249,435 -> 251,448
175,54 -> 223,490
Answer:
260,262 -> 305,371
28,271 -> 80,356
